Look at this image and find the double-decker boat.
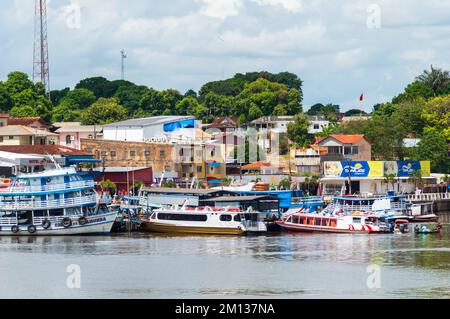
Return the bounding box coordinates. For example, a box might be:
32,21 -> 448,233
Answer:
0,166 -> 117,236
142,205 -> 267,235
277,211 -> 382,234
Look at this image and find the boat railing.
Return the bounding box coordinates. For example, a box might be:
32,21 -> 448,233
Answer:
327,201 -> 407,212
292,196 -> 324,204
2,180 -> 95,194
406,192 -> 450,202
0,195 -> 98,210
0,217 -> 17,225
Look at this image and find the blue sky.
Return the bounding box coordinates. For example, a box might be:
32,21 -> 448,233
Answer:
1,0 -> 450,112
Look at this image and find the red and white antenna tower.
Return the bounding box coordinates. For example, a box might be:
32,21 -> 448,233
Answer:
33,0 -> 50,96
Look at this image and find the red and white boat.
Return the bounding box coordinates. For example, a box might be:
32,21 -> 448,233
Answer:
277,211 -> 381,234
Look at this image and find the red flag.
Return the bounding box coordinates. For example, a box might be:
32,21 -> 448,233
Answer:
359,94 -> 364,102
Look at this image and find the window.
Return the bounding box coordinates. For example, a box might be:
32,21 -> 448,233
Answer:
314,218 -> 321,226
353,217 -> 361,224
352,146 -> 359,155
110,151 -> 116,157
314,124 -> 320,130
344,146 -> 352,155
145,150 -> 151,157
130,151 -> 136,157
66,135 -> 72,145
100,151 -> 107,157
234,215 -> 242,222
328,146 -> 341,154
88,134 -> 93,139
321,219 -> 328,226
293,216 -> 299,224
160,150 -> 165,158
0,137 -> 3,142
157,213 -> 208,222
9,136 -> 14,140
197,166 -> 202,173
220,215 -> 232,222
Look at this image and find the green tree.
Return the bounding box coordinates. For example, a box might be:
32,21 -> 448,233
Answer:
416,65 -> 450,97
287,113 -> 311,147
80,98 -> 128,125
52,99 -> 81,122
412,131 -> 449,173
422,94 -> 450,140
64,88 -> 96,109
0,82 -> 13,112
231,142 -> 267,164
392,81 -> 434,104
9,105 -> 38,117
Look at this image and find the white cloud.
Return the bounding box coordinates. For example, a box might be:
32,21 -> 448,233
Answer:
253,0 -> 303,13
199,0 -> 243,20
401,49 -> 436,63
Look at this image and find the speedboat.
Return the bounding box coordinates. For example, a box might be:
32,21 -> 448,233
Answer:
141,205 -> 267,235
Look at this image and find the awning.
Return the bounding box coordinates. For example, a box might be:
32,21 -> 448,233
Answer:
68,159 -> 102,164
163,119 -> 195,132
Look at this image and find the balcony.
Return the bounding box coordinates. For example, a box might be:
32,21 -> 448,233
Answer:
0,195 -> 98,211
1,180 -> 95,195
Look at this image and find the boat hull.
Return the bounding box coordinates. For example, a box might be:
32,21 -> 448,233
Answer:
142,221 -> 245,235
0,213 -> 117,236
278,222 -> 378,234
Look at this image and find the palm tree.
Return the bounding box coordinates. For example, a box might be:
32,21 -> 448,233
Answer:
416,65 -> 450,96
383,173 -> 397,192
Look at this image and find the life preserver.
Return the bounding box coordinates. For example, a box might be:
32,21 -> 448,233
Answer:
62,217 -> 72,228
28,225 -> 37,234
79,217 -> 88,226
42,220 -> 51,230
11,225 -> 20,234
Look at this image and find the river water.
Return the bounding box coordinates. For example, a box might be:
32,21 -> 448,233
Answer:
0,221 -> 449,299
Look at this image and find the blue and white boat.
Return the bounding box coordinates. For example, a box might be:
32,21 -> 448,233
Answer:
0,166 -> 117,236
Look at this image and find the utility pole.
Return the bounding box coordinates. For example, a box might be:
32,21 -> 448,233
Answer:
33,0 -> 50,97
121,50 -> 127,80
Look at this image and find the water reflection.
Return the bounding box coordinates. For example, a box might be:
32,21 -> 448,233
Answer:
0,225 -> 449,298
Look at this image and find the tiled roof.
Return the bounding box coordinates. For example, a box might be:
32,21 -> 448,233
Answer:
241,162 -> 273,170
7,117 -> 51,126
0,145 -> 91,156
0,125 -> 58,136
318,134 -> 366,144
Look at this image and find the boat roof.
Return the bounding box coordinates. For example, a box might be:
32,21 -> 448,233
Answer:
333,195 -> 404,201
202,195 -> 278,202
14,167 -> 78,179
141,187 -> 229,195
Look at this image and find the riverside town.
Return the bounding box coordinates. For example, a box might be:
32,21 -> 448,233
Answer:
1,0 -> 449,307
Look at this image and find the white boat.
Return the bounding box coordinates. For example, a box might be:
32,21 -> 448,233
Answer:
0,166 -> 117,236
277,211 -> 381,234
142,205 -> 267,235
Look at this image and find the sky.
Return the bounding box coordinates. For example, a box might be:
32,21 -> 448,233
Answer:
1,0 -> 450,112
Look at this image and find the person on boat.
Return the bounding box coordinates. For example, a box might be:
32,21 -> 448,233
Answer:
421,225 -> 428,232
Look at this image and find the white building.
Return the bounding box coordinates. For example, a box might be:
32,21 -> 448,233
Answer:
102,116 -> 198,143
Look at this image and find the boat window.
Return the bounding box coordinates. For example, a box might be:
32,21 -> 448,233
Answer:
286,216 -> 292,223
49,209 -> 64,216
321,219 -> 328,226
33,210 -> 46,217
293,216 -> 299,224
330,219 -> 337,227
157,213 -> 208,222
234,215 -> 241,222
353,217 -> 361,224
220,215 -> 232,222
314,218 -> 321,226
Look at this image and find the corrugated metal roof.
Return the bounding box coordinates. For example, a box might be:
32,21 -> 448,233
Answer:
103,116 -> 195,128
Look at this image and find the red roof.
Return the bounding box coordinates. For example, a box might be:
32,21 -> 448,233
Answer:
241,162 -> 272,170
0,145 -> 91,156
7,117 -> 51,127
318,134 -> 366,144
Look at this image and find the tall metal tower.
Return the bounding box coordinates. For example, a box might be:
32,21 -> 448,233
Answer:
121,50 -> 127,80
33,0 -> 50,95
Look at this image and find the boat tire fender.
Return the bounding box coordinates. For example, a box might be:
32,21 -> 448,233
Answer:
42,220 -> 51,230
28,225 -> 37,234
62,217 -> 72,228
79,217 -> 88,226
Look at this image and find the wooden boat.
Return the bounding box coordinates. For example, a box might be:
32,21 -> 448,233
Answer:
142,206 -> 267,235
277,211 -> 381,234
414,223 -> 442,234
0,166 -> 117,236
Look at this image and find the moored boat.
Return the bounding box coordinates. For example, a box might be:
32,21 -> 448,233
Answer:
277,212 -> 381,234
0,166 -> 117,236
141,205 -> 266,235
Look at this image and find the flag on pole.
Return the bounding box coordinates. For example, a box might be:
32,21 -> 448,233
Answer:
359,94 -> 364,102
